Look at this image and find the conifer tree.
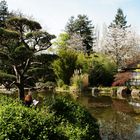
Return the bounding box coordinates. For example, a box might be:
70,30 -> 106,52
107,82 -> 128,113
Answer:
0,16 -> 55,100
110,8 -> 129,29
0,0 -> 8,27
65,15 -> 95,55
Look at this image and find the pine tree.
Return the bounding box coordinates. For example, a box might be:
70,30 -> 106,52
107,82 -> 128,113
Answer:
0,16 -> 55,100
110,8 -> 129,29
65,15 -> 95,55
0,0 -> 8,27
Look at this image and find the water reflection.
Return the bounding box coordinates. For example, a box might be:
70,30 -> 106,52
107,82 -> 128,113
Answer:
78,94 -> 140,140
99,112 -> 137,140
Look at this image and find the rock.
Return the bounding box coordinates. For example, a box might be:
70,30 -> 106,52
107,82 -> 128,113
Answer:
117,86 -> 131,99
110,88 -> 117,97
129,102 -> 140,107
92,87 -> 99,97
131,89 -> 140,99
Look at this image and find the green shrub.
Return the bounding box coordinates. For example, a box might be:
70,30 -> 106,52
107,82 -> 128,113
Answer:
89,53 -> 117,86
0,95 -> 101,140
71,72 -> 89,90
52,48 -> 77,85
71,72 -> 83,89
36,81 -> 56,89
48,96 -> 101,140
62,84 -> 69,90
0,99 -> 57,139
57,79 -> 65,87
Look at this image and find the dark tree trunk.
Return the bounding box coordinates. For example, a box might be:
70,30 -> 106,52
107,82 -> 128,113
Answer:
13,65 -> 25,101
17,83 -> 25,101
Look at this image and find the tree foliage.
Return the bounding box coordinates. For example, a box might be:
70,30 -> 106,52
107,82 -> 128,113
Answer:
65,15 -> 95,54
53,32 -> 70,49
89,54 -> 117,86
52,48 -> 77,85
102,8 -> 139,69
0,14 -> 55,100
110,8 -> 128,29
0,0 -> 8,27
67,33 -> 84,52
33,54 -> 58,82
54,32 -> 84,53
112,72 -> 132,86
76,53 -> 116,86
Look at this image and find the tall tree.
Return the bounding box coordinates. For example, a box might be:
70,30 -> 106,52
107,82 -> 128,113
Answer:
0,0 -> 8,27
102,8 -> 139,69
65,15 -> 95,55
0,16 -> 55,100
110,8 -> 128,29
54,32 -> 84,52
34,54 -> 57,82
52,48 -> 77,85
53,32 -> 70,49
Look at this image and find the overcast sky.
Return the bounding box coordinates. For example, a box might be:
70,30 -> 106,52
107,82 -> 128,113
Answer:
6,0 -> 140,35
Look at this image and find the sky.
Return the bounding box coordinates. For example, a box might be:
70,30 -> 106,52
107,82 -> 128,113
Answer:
6,0 -> 140,36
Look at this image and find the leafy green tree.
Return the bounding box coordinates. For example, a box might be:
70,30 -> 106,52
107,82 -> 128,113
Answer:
76,53 -> 94,73
0,16 -> 55,100
34,54 -> 58,82
89,54 -> 117,86
53,32 -> 70,49
65,15 -> 95,55
54,32 -> 84,53
52,48 -> 77,85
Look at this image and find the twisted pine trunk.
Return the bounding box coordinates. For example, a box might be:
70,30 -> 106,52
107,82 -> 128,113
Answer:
18,83 -> 25,101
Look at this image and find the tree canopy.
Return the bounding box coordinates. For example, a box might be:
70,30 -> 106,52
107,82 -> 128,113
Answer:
65,15 -> 95,55
102,8 -> 139,69
52,48 -> 77,85
0,0 -> 8,27
0,15 -> 55,100
110,8 -> 129,29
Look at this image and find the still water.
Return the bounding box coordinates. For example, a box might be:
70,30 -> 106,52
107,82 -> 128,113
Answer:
77,93 -> 140,140
34,91 -> 140,140
5,91 -> 140,139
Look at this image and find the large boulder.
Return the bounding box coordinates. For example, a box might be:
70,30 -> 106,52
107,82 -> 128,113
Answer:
92,87 -> 99,97
117,86 -> 131,99
131,89 -> 140,99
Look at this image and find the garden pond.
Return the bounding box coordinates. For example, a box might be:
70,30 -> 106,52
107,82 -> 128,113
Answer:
77,92 -> 140,140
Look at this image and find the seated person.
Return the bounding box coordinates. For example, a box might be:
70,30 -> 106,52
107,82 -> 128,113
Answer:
24,92 -> 33,107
